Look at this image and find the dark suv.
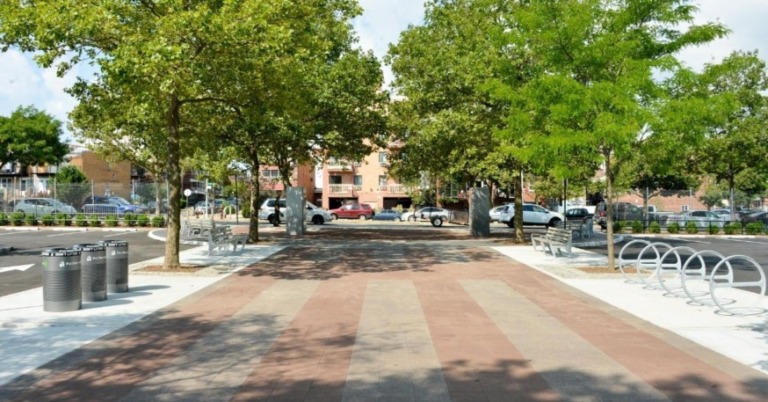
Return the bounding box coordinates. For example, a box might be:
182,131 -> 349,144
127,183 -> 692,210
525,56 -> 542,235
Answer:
596,202 -> 645,230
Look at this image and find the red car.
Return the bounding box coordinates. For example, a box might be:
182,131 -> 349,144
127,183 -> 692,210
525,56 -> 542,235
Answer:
329,203 -> 374,220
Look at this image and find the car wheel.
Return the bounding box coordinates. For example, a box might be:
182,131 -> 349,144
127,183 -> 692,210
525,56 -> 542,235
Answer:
431,216 -> 443,227
408,216 -> 416,222
267,214 -> 276,224
506,220 -> 514,228
359,215 -> 367,220
548,218 -> 561,227
312,215 -> 324,225
331,213 -> 339,220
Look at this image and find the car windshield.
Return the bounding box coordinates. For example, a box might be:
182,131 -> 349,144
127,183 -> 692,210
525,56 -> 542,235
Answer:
112,197 -> 132,205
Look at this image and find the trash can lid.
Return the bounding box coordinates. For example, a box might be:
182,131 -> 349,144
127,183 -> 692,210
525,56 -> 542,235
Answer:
73,243 -> 106,252
41,248 -> 81,257
99,240 -> 128,247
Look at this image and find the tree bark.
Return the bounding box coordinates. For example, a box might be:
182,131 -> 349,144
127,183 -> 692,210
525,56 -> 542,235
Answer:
248,153 -> 260,243
605,151 -> 615,270
163,93 -> 182,270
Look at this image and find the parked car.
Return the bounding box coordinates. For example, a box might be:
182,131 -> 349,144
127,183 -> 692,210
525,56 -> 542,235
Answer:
258,198 -> 332,224
499,204 -> 564,228
372,209 -> 403,221
13,198 -> 77,217
194,199 -> 225,214
82,195 -> 149,215
329,203 -> 374,220
711,208 -> 739,221
741,211 -> 768,226
489,205 -> 510,222
401,206 -> 451,222
564,207 -> 593,222
666,210 -> 725,228
596,202 -> 646,230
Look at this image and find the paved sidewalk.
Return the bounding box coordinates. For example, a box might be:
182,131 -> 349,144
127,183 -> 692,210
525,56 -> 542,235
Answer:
0,236 -> 767,401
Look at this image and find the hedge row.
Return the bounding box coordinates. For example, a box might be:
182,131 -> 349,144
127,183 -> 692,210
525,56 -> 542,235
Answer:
613,220 -> 767,235
0,212 -> 165,228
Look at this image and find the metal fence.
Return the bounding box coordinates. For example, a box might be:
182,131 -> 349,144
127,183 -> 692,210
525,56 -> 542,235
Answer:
0,181 -> 169,215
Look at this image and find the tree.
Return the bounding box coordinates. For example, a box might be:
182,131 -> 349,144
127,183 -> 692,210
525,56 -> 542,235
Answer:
0,106 -> 68,171
488,0 -> 727,267
55,165 -> 89,208
694,51 -> 768,219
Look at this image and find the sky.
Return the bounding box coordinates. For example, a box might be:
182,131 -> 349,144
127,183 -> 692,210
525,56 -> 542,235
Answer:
0,0 -> 766,138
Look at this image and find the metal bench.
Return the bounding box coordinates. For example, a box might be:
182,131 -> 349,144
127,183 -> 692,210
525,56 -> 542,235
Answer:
206,226 -> 247,256
183,219 -> 215,237
532,226 -> 573,257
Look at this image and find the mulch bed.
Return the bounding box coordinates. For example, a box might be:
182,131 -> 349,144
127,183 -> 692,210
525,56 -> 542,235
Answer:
577,266 -> 621,274
135,264 -> 207,273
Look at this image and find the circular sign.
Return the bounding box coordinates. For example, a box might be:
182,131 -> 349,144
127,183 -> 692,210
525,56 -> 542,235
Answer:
183,189 -> 192,197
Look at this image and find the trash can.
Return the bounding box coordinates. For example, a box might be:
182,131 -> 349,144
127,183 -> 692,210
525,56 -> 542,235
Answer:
100,240 -> 129,293
73,243 -> 107,302
41,248 -> 82,312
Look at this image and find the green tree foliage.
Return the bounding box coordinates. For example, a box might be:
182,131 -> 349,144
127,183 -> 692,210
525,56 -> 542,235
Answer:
693,51 -> 768,210
0,106 -> 68,170
55,165 -> 89,208
485,0 -> 727,267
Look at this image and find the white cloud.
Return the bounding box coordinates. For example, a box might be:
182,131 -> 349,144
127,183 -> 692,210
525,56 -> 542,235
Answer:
677,0 -> 768,70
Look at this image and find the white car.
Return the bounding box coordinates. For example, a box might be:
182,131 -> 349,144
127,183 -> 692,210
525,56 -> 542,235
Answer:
489,205 -> 510,222
666,210 -> 725,228
13,198 -> 77,217
401,207 -> 451,222
258,198 -> 332,225
499,204 -> 564,228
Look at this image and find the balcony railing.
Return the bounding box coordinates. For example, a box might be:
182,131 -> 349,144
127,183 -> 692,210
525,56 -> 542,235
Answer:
327,161 -> 360,171
385,185 -> 413,194
329,184 -> 355,194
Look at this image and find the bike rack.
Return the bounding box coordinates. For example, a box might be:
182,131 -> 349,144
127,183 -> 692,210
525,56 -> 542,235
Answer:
634,242 -> 675,290
680,250 -> 733,306
617,239 -> 652,284
656,246 -> 700,298
709,255 -> 767,316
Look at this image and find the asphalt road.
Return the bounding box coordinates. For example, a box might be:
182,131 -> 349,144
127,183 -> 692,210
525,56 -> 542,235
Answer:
0,229 -> 195,297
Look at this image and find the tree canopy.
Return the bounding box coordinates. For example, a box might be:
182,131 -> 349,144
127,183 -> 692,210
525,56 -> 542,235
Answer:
0,106 -> 68,171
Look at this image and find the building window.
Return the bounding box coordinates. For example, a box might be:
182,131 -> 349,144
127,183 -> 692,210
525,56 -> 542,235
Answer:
378,152 -> 389,165
261,169 -> 279,179
329,175 -> 342,185
354,175 -> 363,186
378,175 -> 387,189
681,204 -> 690,212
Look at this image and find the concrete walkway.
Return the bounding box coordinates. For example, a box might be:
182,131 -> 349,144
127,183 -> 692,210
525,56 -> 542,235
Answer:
0,233 -> 767,401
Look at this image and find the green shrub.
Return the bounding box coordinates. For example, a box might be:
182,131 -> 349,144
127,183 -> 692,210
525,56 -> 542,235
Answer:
105,214 -> 119,227
10,212 -> 24,226
223,205 -> 236,215
75,213 -> 89,227
685,221 -> 698,234
648,221 -> 661,234
123,212 -> 137,227
137,214 -> 150,227
89,214 -> 101,227
612,220 -> 625,233
55,213 -> 72,226
708,224 -> 720,235
24,214 -> 37,226
0,212 -> 8,226
241,203 -> 251,218
151,215 -> 165,227
724,222 -> 741,235
41,214 -> 55,226
667,221 -> 680,234
745,222 -> 763,235
631,220 -> 643,233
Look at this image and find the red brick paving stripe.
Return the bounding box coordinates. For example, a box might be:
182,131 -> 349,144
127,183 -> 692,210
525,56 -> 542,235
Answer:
416,278 -> 561,402
496,253 -> 768,401
231,278 -> 366,402
3,274 -> 276,402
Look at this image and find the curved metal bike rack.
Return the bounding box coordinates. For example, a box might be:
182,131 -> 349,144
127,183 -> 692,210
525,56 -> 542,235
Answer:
656,246 -> 700,298
709,255 -> 767,316
681,250 -> 732,306
634,242 -> 675,290
617,239 -> 652,284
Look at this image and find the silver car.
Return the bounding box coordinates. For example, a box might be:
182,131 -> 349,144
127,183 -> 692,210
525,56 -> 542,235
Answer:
13,198 -> 77,217
666,210 -> 725,228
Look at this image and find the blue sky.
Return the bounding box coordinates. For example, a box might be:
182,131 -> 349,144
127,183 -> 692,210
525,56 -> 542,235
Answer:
0,0 -> 765,138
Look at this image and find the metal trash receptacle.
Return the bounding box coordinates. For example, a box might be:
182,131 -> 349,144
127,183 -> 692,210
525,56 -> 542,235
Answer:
73,243 -> 107,302
100,240 -> 129,293
41,248 -> 82,312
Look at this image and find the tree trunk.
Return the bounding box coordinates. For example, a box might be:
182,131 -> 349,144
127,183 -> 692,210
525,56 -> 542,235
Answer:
248,157 -> 261,243
514,169 -> 524,242
163,94 -> 182,270
605,152 -> 615,270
